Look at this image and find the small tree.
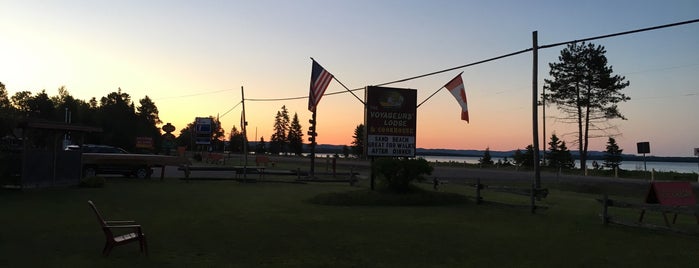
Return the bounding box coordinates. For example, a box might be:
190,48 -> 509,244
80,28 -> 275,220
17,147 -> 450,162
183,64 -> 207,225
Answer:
546,134 -> 574,169
513,149 -> 525,167
603,137 -> 623,170
351,124 -> 365,158
479,147 -> 494,166
287,113 -> 304,156
255,137 -> 267,154
514,145 -> 536,168
228,126 -> 246,153
373,157 -> 433,193
270,106 -> 289,154
342,145 -> 350,158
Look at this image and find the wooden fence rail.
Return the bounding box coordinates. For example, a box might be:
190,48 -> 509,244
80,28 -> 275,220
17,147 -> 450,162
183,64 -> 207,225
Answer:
469,178 -> 549,214
597,194 -> 699,235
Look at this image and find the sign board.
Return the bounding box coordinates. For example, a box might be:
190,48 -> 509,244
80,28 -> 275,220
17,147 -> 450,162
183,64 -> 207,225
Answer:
364,86 -> 417,157
135,137 -> 154,149
644,182 -> 696,206
195,117 -> 213,145
637,142 -> 650,154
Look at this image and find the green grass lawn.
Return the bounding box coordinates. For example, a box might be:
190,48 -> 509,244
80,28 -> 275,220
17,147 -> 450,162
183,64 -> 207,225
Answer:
2,178 -> 698,267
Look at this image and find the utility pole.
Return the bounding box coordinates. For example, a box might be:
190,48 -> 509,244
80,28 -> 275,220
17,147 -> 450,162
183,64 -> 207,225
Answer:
532,31 -> 541,189
241,86 -> 248,181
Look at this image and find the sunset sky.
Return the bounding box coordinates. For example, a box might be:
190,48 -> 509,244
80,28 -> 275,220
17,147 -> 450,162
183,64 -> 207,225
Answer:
2,1 -> 698,157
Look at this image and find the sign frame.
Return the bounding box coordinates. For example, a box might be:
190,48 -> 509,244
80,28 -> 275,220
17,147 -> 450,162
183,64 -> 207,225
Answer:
364,86 -> 417,157
195,117 -> 213,145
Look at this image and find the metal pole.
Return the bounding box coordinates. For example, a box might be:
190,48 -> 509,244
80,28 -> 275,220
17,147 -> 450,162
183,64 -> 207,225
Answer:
370,157 -> 375,190
241,86 -> 248,181
541,80 -> 546,167
532,31 -> 541,189
309,110 -> 316,177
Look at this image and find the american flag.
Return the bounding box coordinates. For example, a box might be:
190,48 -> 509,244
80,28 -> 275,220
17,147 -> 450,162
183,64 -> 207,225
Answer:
308,59 -> 334,112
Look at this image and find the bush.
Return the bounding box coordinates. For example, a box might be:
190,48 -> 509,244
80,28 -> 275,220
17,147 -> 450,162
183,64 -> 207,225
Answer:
373,158 -> 433,193
80,176 -> 105,188
308,189 -> 469,206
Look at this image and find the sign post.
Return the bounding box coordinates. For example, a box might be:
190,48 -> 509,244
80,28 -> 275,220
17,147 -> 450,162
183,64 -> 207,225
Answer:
694,147 -> 699,182
637,142 -> 650,172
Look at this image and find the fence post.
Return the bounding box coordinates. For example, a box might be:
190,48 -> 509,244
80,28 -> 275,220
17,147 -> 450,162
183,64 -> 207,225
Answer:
530,183 -> 536,214
475,178 -> 482,204
602,194 -> 609,225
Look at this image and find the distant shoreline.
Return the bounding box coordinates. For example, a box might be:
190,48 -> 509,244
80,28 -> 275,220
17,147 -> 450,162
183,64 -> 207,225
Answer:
253,142 -> 699,163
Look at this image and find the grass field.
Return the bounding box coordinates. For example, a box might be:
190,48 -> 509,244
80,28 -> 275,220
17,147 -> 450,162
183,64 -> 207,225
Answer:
2,176 -> 699,267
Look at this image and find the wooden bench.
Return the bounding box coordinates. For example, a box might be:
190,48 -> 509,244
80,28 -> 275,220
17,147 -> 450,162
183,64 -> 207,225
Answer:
205,153 -> 225,164
88,200 -> 148,256
177,166 -> 265,180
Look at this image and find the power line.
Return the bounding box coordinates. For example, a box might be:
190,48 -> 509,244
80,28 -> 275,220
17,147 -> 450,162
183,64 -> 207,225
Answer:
539,18 -> 699,49
219,101 -> 242,119
622,62 -> 699,76
155,89 -> 233,101
247,18 -> 699,103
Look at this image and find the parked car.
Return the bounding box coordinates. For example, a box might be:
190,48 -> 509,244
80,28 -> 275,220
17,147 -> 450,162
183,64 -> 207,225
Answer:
67,144 -> 154,179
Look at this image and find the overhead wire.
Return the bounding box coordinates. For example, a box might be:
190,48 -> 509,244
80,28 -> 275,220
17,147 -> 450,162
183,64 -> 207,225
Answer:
155,88 -> 233,101
237,19 -> 699,104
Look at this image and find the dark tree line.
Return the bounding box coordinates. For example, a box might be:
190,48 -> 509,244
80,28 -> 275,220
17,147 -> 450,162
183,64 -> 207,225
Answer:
266,105 -> 303,155
0,83 -> 163,153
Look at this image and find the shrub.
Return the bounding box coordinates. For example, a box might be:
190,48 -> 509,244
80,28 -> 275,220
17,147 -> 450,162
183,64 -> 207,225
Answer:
373,157 -> 433,193
308,189 -> 469,206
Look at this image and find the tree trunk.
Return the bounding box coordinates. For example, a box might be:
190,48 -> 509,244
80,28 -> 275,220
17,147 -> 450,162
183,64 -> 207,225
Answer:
576,86 -> 586,173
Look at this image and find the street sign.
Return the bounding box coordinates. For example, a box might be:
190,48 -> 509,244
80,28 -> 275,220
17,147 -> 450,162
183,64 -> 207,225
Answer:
637,142 -> 650,154
195,117 -> 213,145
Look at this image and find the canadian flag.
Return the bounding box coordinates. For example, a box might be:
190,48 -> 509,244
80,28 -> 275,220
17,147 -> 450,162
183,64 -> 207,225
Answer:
444,73 -> 469,122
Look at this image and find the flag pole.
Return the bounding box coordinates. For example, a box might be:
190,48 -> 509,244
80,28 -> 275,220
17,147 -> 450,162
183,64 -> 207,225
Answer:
417,72 -> 464,108
333,77 -> 365,105
309,110 -> 316,178
309,57 -> 365,106
416,86 -> 443,108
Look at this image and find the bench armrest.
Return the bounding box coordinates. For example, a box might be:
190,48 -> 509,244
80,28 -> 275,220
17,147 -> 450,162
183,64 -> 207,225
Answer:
105,224 -> 143,231
105,220 -> 137,224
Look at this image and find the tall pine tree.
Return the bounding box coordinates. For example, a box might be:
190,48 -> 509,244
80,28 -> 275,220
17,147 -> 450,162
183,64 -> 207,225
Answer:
287,113 -> 304,156
544,42 -> 630,171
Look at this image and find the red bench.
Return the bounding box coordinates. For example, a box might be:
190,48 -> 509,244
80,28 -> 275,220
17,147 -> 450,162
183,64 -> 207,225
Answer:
255,156 -> 273,166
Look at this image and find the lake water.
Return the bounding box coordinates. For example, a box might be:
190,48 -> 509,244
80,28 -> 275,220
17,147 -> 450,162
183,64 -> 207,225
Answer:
418,155 -> 699,174
311,153 -> 699,173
